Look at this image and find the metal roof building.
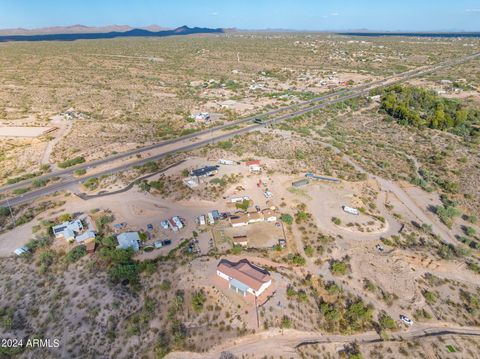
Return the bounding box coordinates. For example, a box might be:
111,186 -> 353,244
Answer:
190,165 -> 219,178
116,232 -> 141,251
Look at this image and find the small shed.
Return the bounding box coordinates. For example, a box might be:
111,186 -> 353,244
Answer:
292,179 -> 309,188
233,236 -> 248,247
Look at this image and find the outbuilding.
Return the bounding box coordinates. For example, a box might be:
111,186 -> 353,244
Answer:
292,179 -> 309,188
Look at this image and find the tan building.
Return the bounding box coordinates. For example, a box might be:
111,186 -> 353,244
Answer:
232,236 -> 248,247
230,212 -> 265,227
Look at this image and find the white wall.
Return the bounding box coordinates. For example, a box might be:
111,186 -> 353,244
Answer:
217,270 -> 230,281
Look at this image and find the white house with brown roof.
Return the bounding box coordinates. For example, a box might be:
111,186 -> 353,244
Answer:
230,212 -> 265,227
217,259 -> 272,297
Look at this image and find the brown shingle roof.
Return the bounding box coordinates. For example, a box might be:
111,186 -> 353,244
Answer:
217,259 -> 271,291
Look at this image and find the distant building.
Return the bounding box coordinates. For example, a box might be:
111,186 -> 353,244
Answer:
292,179 -> 309,188
262,209 -> 277,222
190,165 -> 219,178
245,160 -> 261,166
230,214 -> 249,227
116,232 -> 141,251
212,210 -> 221,220
232,236 -> 248,247
305,172 -> 340,183
75,231 -> 96,253
191,112 -> 211,122
85,239 -> 96,254
217,259 -> 272,297
184,176 -> 199,188
249,164 -> 261,173
230,212 -> 264,227
218,159 -> 236,165
52,220 -> 84,241
230,196 -> 250,203
75,231 -> 96,244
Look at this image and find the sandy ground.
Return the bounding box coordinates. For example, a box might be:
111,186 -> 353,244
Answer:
0,126 -> 53,137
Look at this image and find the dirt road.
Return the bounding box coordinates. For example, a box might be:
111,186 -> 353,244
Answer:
166,325 -> 480,359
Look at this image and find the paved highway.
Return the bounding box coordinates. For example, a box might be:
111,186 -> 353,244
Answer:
1,51 -> 479,208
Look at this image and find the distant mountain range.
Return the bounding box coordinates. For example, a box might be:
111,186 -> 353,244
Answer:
0,25 -> 225,42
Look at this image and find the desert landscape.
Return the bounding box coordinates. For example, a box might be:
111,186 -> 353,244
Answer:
0,10 -> 479,359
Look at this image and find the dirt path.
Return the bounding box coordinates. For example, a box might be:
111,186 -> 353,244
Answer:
295,134 -> 456,245
41,116 -> 73,166
166,324 -> 480,359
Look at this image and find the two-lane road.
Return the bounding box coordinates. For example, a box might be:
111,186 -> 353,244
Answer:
1,51 -> 479,208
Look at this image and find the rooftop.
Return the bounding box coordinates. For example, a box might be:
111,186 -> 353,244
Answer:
217,259 -> 271,291
117,232 -> 141,251
190,165 -> 219,177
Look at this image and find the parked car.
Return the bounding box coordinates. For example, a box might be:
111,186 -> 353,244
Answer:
162,239 -> 172,246
400,315 -> 413,326
147,224 -> 154,231
375,244 -> 384,252
154,240 -> 163,249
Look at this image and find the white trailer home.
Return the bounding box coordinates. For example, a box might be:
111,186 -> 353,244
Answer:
218,159 -> 235,165
342,206 -> 359,215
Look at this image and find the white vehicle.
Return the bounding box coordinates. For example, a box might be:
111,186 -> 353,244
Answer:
172,216 -> 184,230
207,212 -> 215,225
264,191 -> 273,198
342,206 -> 359,215
218,159 -> 235,165
400,315 -> 413,326
199,215 -> 206,226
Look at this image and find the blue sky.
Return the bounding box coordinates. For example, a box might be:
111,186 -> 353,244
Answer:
0,0 -> 479,31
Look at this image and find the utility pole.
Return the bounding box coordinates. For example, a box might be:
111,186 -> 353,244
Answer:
6,198 -> 15,227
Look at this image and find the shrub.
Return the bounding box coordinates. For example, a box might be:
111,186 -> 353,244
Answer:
83,177 -> 99,191
280,214 -> 293,225
160,280 -> 172,291
67,245 -> 87,263
467,215 -> 477,224
281,315 -> 292,328
0,207 -> 11,217
58,156 -> 85,168
330,260 -> 349,275
32,179 -> 47,188
465,226 -> 476,237
423,290 -> 437,305
436,205 -> 461,228
74,168 -> 87,176
58,213 -> 72,222
191,291 -> 206,312
288,253 -> 306,266
217,141 -> 233,150
331,217 -> 341,225
12,188 -> 29,195
378,312 -> 397,330
304,245 -> 314,257
235,199 -> 250,212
